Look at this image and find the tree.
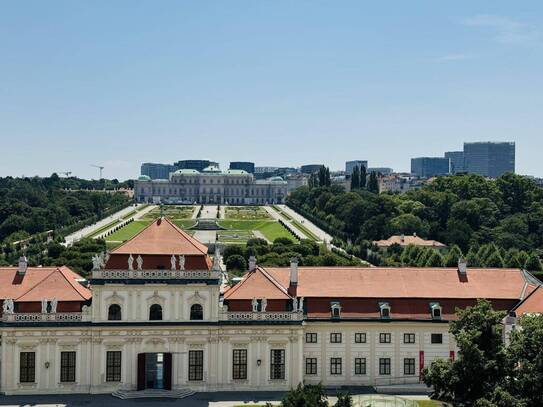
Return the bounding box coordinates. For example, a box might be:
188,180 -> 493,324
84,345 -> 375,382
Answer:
424,300 -> 508,406
524,252 -> 542,271
350,166 -> 360,190
507,315 -> 543,407
367,171 -> 379,193
281,383 -> 328,407
225,255 -> 247,272
485,249 -> 505,268
360,165 -> 367,189
444,245 -> 463,267
334,392 -> 353,407
425,250 -> 444,267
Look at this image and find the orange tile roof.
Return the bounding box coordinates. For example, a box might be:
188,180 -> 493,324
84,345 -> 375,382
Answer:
256,266 -> 532,300
224,268 -> 290,300
111,217 -> 208,255
374,235 -> 446,248
0,266 -> 91,302
513,286 -> 543,315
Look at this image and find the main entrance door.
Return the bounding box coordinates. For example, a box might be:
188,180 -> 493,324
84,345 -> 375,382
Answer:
137,353 -> 172,390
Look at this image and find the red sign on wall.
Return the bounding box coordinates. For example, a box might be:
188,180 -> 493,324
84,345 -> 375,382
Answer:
419,351 -> 425,382
450,350 -> 455,361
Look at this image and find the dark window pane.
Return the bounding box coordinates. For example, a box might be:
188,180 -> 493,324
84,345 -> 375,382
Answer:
106,351 -> 122,382
232,349 -> 247,380
60,351 -> 76,382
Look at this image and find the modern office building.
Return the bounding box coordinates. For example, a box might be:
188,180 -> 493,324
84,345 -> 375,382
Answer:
1,220 -> 541,395
368,167 -> 393,175
444,151 -> 465,174
410,157 -> 450,178
174,160 -> 218,172
229,161 -> 255,174
300,164 -> 323,174
345,160 -> 368,175
140,163 -> 176,180
135,165 -> 287,204
463,142 -> 515,178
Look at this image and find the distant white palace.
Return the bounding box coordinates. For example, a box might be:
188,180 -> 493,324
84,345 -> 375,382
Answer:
135,165 -> 288,205
1,218 -> 542,396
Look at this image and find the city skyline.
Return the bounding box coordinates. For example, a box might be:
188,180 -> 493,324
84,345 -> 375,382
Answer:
1,1 -> 543,179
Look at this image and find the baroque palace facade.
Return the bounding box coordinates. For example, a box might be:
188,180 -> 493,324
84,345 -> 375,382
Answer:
1,217 -> 542,395
134,165 -> 288,205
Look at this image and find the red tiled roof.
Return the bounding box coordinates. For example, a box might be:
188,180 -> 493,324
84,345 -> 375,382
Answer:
0,266 -> 91,302
374,235 -> 446,248
224,268 -> 290,300
111,217 -> 208,256
258,266 -> 531,300
513,286 -> 543,315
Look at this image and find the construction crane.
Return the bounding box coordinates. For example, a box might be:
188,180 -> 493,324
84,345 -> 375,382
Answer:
90,164 -> 105,179
58,171 -> 72,177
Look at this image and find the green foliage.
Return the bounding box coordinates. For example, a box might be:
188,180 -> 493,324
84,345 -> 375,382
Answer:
280,383 -> 328,407
287,173 -> 543,268
424,300 -> 543,407
334,392 -> 353,407
525,252 -> 543,271
225,254 -> 247,272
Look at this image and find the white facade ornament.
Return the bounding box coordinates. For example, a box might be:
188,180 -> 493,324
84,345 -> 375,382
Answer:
299,297 -> 304,311
292,297 -> 298,312
136,255 -> 143,270
2,298 -> 14,314
128,254 -> 134,271
179,255 -> 185,271
41,299 -> 48,313
92,253 -> 104,271
50,298 -> 58,313
251,297 -> 258,312
213,248 -> 221,271
170,255 -> 177,270
262,298 -> 267,312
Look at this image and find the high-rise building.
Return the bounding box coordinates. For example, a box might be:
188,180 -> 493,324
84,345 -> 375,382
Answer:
174,160 -> 217,172
345,160 -> 368,175
444,151 -> 465,174
229,161 -> 255,173
300,164 -> 323,174
410,157 -> 450,178
368,167 -> 393,175
463,142 -> 515,178
140,163 -> 176,180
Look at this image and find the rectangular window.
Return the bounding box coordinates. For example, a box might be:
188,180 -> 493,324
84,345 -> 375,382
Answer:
305,358 -> 317,375
379,333 -> 391,343
404,358 -> 416,375
403,333 -> 416,344
379,358 -> 391,375
106,351 -> 122,382
232,349 -> 247,380
188,350 -> 204,381
60,351 -> 76,382
270,349 -> 285,380
354,333 -> 366,343
431,333 -> 443,344
19,352 -> 35,383
305,333 -> 318,343
330,333 -> 342,343
330,358 -> 342,375
354,358 -> 366,375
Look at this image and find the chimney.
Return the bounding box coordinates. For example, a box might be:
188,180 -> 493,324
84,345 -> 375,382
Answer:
288,258 -> 298,297
17,256 -> 28,275
400,234 -> 405,243
458,258 -> 467,275
248,256 -> 257,272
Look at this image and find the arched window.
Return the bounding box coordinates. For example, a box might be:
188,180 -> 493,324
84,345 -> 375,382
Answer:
108,304 -> 122,321
190,304 -> 203,320
149,304 -> 163,321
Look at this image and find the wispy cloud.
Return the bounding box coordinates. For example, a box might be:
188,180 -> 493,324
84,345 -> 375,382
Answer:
462,14 -> 541,46
434,53 -> 473,62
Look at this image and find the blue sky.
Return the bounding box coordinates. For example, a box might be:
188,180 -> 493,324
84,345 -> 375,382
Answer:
1,1 -> 542,179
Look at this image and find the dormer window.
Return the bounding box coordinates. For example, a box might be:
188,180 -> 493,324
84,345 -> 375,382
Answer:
430,302 -> 442,320
379,302 -> 391,319
331,301 -> 341,319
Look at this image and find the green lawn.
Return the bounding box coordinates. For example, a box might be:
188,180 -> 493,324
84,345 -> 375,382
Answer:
415,401 -> 443,407
142,205 -> 195,220
106,220 -> 152,242
217,230 -> 254,244
258,221 -> 298,242
173,220 -> 197,229
290,219 -> 319,241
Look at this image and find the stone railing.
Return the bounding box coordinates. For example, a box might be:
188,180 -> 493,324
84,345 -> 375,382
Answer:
2,312 -> 88,323
219,310 -> 304,322
92,269 -> 221,280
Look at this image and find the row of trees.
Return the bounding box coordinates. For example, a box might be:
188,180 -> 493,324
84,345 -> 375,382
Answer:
287,173 -> 543,270
308,166 -> 332,189
223,237 -> 361,275
0,174 -> 131,245
350,165 -> 379,193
